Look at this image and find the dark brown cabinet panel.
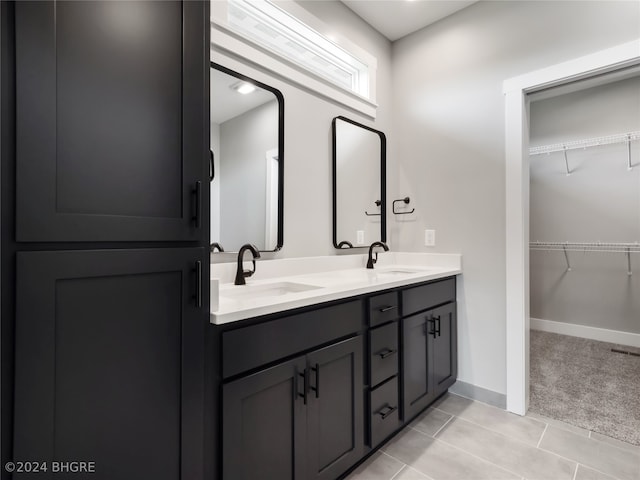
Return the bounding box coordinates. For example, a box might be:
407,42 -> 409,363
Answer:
14,248 -> 206,480
15,1 -> 207,241
307,337 -> 363,480
223,357 -> 308,480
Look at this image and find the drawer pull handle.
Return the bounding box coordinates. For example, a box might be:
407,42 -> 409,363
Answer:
378,348 -> 397,359
377,405 -> 397,420
379,305 -> 397,313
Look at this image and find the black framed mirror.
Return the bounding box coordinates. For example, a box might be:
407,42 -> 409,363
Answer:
332,116 -> 386,249
210,63 -> 284,252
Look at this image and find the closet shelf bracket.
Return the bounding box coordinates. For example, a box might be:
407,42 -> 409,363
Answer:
562,244 -> 572,272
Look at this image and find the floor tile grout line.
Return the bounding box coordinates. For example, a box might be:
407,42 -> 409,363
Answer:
403,464 -> 437,480
536,447 -> 628,480
537,423 -> 549,448
425,418 -> 582,479
389,464 -> 407,480
426,431 -> 527,479
437,403 -> 640,457
434,410 -> 544,449
431,414 -> 454,438
572,463 -> 579,480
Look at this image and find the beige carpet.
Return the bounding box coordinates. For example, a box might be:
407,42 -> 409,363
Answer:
530,330 -> 640,446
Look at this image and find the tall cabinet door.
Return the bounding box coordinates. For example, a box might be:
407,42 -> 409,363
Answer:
402,313 -> 433,421
306,336 -> 364,480
430,303 -> 458,397
223,357 -> 308,480
15,1 -> 207,242
14,249 -> 206,480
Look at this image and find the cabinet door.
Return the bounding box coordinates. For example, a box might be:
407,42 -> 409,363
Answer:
307,336 -> 364,480
431,303 -> 458,397
402,313 -> 433,421
223,357 -> 307,480
15,1 -> 207,241
14,248 -> 206,480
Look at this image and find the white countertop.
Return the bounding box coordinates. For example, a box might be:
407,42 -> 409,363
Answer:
210,252 -> 462,325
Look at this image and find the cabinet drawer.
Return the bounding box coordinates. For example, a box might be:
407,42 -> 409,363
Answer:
370,377 -> 400,447
369,291 -> 400,327
402,278 -> 455,317
222,300 -> 364,378
369,322 -> 398,387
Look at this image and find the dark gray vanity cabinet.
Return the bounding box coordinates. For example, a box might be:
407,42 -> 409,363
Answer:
220,301 -> 365,480
15,1 -> 206,242
222,336 -> 363,480
217,277 -> 457,480
401,280 -> 458,421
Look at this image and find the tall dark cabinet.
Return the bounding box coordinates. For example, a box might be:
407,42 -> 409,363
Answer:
2,2 -> 210,479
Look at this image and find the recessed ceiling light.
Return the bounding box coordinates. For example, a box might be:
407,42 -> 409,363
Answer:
231,81 -> 256,95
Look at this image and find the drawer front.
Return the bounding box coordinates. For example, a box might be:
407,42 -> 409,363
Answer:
222,300 -> 364,378
369,322 -> 398,387
402,277 -> 455,317
369,291 -> 400,327
370,377 -> 400,447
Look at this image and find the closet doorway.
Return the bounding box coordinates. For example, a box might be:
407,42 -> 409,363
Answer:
527,74 -> 640,446
503,40 -> 640,418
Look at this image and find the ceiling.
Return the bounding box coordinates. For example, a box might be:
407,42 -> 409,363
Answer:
341,0 -> 478,41
211,68 -> 276,124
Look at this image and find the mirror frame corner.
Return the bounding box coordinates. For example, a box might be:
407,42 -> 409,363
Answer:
210,61 -> 285,252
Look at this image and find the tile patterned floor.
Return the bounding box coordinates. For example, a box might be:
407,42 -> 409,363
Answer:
346,393 -> 640,480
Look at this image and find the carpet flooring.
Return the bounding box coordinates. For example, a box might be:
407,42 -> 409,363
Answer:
530,330 -> 640,446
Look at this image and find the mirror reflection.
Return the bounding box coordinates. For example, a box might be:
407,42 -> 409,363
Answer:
332,116 -> 386,249
210,63 -> 284,252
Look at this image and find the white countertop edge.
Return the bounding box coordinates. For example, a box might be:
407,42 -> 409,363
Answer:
210,267 -> 461,325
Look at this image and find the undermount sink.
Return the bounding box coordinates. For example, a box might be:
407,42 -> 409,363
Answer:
220,281 -> 322,300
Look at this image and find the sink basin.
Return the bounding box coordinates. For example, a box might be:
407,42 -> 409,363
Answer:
220,282 -> 322,300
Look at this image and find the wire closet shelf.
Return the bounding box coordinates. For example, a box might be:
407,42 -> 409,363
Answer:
528,131 -> 639,174
530,242 -> 639,275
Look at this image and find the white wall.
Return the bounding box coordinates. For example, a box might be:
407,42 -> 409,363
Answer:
218,100 -> 278,250
211,0 -> 392,261
529,77 -> 640,335
390,0 -> 640,396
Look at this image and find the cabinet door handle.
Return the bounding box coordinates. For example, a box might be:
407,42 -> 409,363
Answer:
298,369 -> 308,405
376,404 -> 397,420
378,348 -> 397,359
379,305 -> 397,313
435,315 -> 441,337
425,317 -> 436,338
193,261 -> 202,308
192,181 -> 202,228
310,364 -> 319,398
209,150 -> 215,182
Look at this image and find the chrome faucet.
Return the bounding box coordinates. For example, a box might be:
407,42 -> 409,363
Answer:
235,244 -> 261,285
366,241 -> 389,269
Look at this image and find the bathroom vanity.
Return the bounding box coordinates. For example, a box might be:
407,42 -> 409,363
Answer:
210,253 -> 460,480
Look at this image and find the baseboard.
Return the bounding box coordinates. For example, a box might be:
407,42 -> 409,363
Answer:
448,380 -> 506,409
531,317 -> 640,348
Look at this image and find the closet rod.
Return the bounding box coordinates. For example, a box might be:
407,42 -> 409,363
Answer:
529,131 -> 640,156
